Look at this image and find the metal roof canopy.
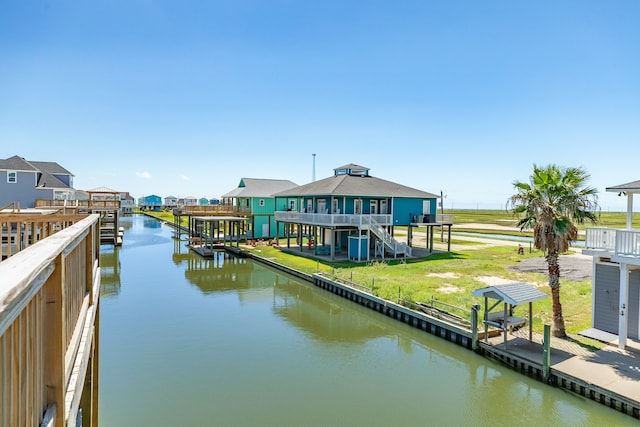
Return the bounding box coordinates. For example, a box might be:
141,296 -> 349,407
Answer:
192,216 -> 248,222
472,282 -> 547,348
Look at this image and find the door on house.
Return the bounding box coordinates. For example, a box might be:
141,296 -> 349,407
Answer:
630,270 -> 640,340
354,199 -> 362,214
380,200 -> 387,214
262,224 -> 269,238
317,199 -> 327,214
332,199 -> 339,214
307,199 -> 313,213
593,264 -> 620,335
422,200 -> 431,216
370,200 -> 378,214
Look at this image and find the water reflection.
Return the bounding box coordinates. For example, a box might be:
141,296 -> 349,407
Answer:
100,245 -> 121,297
98,214 -> 636,427
272,275 -> 389,343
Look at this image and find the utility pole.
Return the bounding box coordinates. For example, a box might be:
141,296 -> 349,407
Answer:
440,190 -> 445,241
312,153 -> 316,182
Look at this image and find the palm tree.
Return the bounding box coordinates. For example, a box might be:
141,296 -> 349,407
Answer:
508,164 -> 599,337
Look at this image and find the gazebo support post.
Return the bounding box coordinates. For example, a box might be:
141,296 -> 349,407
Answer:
503,302 -> 508,348
529,301 -> 533,342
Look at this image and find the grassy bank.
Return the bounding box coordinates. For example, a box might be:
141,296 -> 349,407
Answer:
244,244 -> 593,340
139,209 -> 603,348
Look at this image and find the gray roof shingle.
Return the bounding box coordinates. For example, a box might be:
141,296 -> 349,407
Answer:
274,174 -> 438,198
222,178 -> 298,198
0,155 -> 38,171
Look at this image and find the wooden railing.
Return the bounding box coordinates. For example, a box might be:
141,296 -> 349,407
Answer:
436,213 -> 455,224
0,214 -> 101,427
36,199 -> 121,209
173,205 -> 251,215
274,211 -> 393,227
585,227 -> 640,259
1,213 -> 88,260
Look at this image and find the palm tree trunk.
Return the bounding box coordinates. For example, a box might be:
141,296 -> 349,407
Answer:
547,252 -> 566,337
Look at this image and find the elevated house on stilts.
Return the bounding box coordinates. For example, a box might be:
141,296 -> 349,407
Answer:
273,163 -> 450,261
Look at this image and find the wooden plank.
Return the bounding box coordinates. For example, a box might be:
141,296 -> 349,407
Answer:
65,304 -> 96,427
45,256 -> 65,427
65,294 -> 89,384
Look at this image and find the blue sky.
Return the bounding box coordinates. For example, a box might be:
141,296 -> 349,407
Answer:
1,1 -> 639,210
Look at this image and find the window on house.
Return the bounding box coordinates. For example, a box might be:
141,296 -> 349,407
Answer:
259,199 -> 265,206
7,171 -> 17,183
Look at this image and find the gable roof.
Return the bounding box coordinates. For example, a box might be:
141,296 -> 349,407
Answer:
274,173 -> 438,198
36,170 -> 69,189
88,186 -> 119,193
471,282 -> 547,305
222,178 -> 298,198
606,180 -> 640,194
0,155 -> 38,172
30,161 -> 73,176
0,155 -> 74,189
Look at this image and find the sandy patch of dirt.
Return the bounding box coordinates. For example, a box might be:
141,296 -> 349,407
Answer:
476,276 -> 514,286
427,272 -> 459,279
436,285 -> 461,294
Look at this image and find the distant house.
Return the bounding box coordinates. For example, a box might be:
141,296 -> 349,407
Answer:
274,164 -> 439,260
209,198 -> 220,205
120,192 -> 135,213
139,195 -> 162,211
182,196 -> 198,206
164,196 -> 179,208
0,155 -> 75,209
198,197 -> 210,206
583,180 -> 640,349
221,178 -> 298,238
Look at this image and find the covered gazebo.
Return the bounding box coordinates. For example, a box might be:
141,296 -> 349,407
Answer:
472,282 -> 547,349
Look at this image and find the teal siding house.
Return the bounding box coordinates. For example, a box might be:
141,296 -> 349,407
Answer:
222,178 -> 298,238
139,194 -> 162,211
274,164 -> 442,260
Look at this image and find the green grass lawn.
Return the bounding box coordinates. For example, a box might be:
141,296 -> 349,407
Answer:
446,208 -> 637,230
244,243 -> 595,343
141,209 -> 611,348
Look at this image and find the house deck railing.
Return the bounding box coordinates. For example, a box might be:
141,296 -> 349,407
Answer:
585,227 -> 640,258
0,214 -> 101,427
36,199 -> 121,209
1,213 -> 89,260
274,211 -> 393,227
173,205 -> 251,215
436,213 -> 455,224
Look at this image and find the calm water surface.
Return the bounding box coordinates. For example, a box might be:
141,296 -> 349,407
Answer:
98,215 -> 633,426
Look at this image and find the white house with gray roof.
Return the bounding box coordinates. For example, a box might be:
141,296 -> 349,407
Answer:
583,179 -> 640,349
0,155 -> 75,209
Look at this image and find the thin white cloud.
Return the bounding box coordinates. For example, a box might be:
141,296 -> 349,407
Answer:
136,171 -> 152,179
180,175 -> 190,181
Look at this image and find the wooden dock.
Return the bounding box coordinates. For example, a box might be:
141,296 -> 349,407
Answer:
36,196 -> 124,246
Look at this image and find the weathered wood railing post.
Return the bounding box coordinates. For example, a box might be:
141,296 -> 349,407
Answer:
471,304 -> 480,350
45,253 -> 66,427
542,324 -> 551,382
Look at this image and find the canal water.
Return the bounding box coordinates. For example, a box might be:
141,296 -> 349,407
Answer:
98,215 -> 634,426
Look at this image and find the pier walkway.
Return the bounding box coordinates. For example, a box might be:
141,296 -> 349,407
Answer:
483,329 -> 640,416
